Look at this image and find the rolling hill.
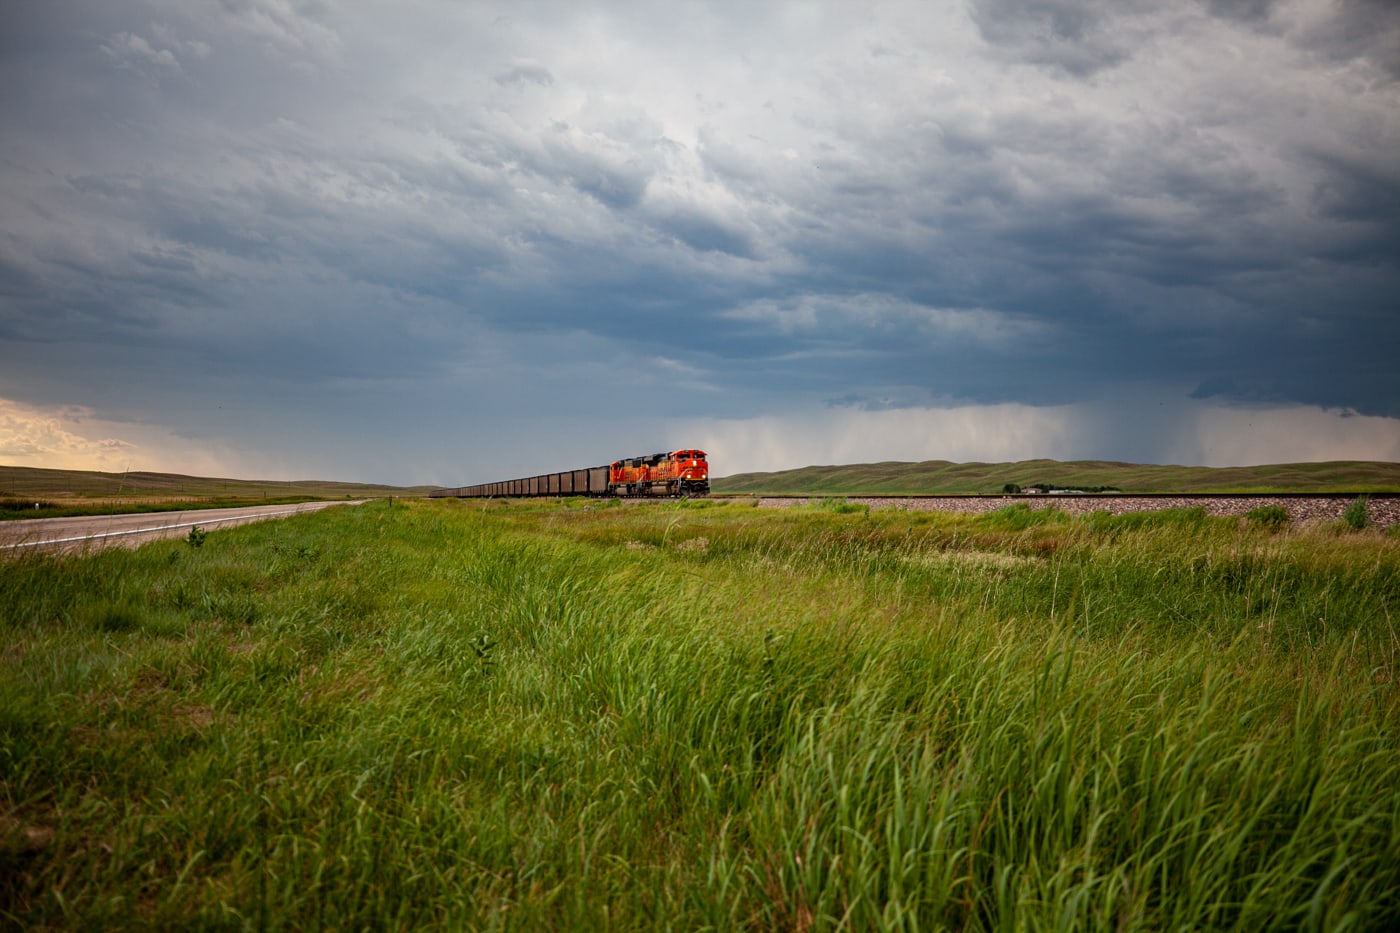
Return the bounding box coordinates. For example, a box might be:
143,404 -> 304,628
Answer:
711,459 -> 1400,495
0,465 -> 432,503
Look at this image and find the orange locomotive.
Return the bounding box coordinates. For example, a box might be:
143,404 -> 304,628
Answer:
610,449 -> 710,497
429,449 -> 709,499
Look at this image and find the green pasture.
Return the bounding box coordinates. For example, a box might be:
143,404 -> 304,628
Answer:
2,498 -> 1398,929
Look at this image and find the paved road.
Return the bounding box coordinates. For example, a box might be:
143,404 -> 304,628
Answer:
0,501 -> 368,555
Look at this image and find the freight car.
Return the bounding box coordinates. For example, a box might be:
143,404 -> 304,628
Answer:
428,449 -> 709,499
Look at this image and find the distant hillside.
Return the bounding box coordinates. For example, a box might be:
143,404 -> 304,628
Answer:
712,459 -> 1400,495
0,465 -> 433,502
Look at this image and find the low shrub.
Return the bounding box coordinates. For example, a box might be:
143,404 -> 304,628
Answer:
1246,505 -> 1291,529
815,496 -> 869,515
1087,507 -> 1208,533
1342,495 -> 1369,531
986,502 -> 1065,531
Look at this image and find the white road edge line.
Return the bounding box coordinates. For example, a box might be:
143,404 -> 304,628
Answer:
0,506 -> 328,550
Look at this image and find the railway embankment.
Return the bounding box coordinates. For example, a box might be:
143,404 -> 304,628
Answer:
744,494 -> 1400,528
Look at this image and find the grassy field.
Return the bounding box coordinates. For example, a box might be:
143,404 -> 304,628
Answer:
2,498 -> 1398,929
0,465 -> 430,521
714,458 -> 1400,495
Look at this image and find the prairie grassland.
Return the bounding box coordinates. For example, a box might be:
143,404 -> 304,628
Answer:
2,498 -> 1398,930
713,458 -> 1400,494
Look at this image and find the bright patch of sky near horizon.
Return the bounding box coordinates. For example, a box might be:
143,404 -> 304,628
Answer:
1,1 -> 1397,483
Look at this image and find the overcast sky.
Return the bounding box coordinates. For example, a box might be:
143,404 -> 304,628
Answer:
2,0 -> 1398,484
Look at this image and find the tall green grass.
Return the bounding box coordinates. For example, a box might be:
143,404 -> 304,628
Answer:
2,499 -> 1397,929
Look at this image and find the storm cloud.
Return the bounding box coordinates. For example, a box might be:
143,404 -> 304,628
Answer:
1,0 -> 1397,482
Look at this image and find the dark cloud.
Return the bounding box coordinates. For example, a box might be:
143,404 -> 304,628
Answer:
494,62 -> 554,87
1296,0 -> 1400,80
1306,150 -> 1400,235
1202,0 -> 1279,25
647,207 -> 755,258
0,0 -> 1397,480
968,0 -> 1156,76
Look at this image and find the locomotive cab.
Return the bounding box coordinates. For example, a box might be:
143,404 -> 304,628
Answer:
671,449 -> 710,496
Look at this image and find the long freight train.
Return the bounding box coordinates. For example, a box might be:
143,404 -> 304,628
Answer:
429,449 -> 709,499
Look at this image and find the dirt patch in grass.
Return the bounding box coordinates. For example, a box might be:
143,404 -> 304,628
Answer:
0,814 -> 56,855
899,550 -> 1037,571
304,667 -> 383,706
170,704 -> 218,730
